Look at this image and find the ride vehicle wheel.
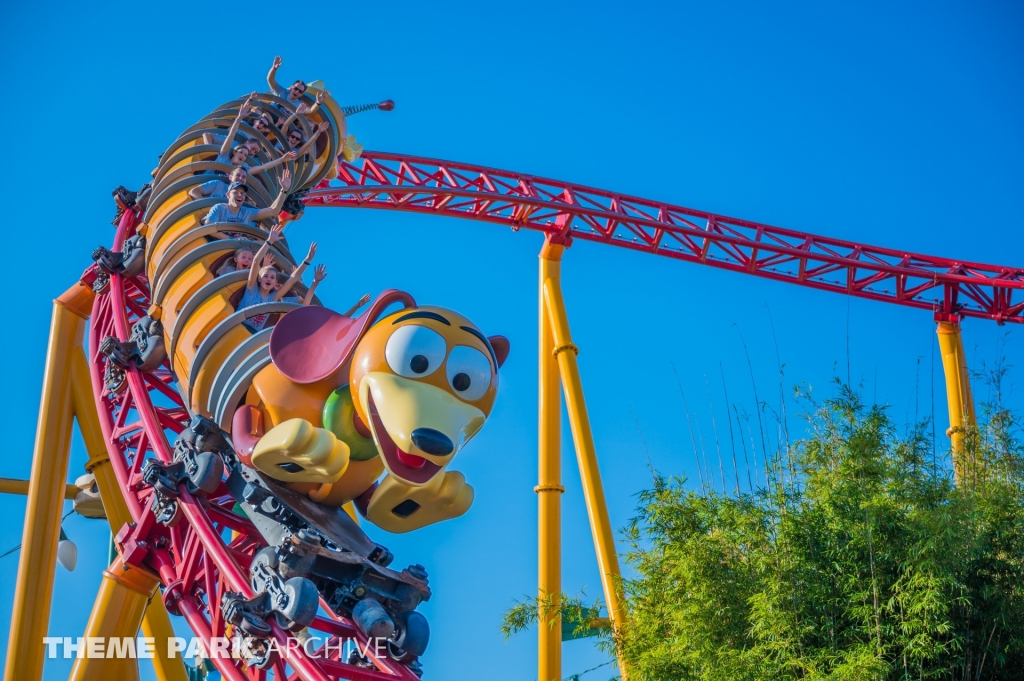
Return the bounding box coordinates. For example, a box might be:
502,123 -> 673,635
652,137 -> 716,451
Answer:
187,451 -> 223,495
277,576 -> 320,630
388,610 -> 430,660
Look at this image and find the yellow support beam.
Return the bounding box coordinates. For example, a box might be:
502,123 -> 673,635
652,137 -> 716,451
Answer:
70,341 -> 188,681
0,477 -> 77,499
3,280 -> 187,681
537,241 -> 564,681
4,296 -> 83,681
541,244 -> 628,681
69,557 -> 162,681
936,321 -> 977,484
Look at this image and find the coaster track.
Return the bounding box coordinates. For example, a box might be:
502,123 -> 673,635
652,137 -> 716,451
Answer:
85,92 -> 1024,681
90,89 -> 423,680
91,208 -> 419,681
308,151 -> 1024,324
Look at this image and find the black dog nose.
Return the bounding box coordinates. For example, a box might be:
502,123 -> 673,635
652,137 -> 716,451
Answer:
410,428 -> 454,456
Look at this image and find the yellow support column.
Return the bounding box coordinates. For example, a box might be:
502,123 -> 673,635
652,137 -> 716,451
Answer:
541,246 -> 628,680
537,241 -> 564,681
0,478 -> 77,499
70,346 -> 188,681
4,278 -> 185,681
936,321 -> 977,483
69,557 -> 163,681
4,294 -> 83,681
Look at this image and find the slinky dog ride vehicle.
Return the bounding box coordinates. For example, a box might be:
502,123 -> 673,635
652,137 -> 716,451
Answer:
96,86 -> 509,674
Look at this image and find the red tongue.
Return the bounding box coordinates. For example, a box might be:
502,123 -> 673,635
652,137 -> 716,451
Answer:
396,450 -> 426,468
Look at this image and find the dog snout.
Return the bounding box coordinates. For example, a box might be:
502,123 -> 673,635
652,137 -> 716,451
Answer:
410,428 -> 455,456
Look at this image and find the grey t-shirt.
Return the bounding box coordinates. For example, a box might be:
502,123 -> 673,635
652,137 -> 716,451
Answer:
239,286 -> 274,332
203,151 -> 250,176
215,261 -> 238,276
214,152 -> 250,172
199,180 -> 228,198
272,86 -> 304,106
204,203 -> 260,226
270,86 -> 308,119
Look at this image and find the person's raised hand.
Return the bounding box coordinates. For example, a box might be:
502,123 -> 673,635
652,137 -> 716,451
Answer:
283,151 -> 299,162
280,168 -> 292,191
317,121 -> 330,134
262,253 -> 275,268
313,264 -> 328,282
240,94 -> 256,116
272,56 -> 282,70
358,293 -> 371,307
305,242 -> 318,261
316,91 -> 326,105
268,224 -> 284,244
296,103 -> 310,115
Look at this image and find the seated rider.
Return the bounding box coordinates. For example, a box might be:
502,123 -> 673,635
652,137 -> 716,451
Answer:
215,247 -> 255,277
276,90 -> 327,133
266,56 -> 309,121
243,138 -> 262,164
202,131 -> 262,161
237,226 -> 316,332
189,166 -> 249,200
205,94 -> 256,174
274,121 -> 330,162
206,94 -> 296,176
277,128 -> 303,153
252,253 -> 299,302
202,169 -> 292,227
251,114 -> 274,138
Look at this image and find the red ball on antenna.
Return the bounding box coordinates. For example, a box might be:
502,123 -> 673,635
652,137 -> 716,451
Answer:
379,100 -> 395,111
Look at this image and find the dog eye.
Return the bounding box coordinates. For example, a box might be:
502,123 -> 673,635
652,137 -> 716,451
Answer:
386,325 -> 446,378
445,346 -> 491,401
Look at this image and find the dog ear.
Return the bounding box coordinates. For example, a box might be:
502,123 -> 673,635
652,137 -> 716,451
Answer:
270,289 -> 416,384
488,335 -> 510,368
270,306 -> 355,384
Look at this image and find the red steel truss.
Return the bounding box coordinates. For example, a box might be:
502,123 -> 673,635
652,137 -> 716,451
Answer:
305,152 -> 1024,325
90,210 -> 421,681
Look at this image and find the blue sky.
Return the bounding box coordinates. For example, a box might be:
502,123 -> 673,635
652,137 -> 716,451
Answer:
1,1 -> 1023,679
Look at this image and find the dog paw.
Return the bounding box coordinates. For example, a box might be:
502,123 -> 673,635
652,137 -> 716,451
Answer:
251,418 -> 350,484
365,470 -> 474,533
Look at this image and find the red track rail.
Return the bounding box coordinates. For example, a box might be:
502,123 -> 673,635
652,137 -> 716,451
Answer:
305,151 -> 1024,324
91,210 -> 419,681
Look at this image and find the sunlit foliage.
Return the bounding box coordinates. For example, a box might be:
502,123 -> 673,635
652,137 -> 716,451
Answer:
504,377 -> 1024,681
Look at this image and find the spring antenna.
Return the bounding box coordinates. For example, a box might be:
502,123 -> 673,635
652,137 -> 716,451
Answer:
341,100 -> 395,117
